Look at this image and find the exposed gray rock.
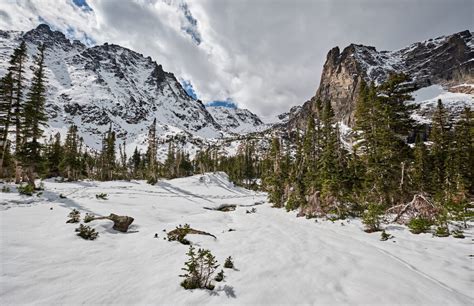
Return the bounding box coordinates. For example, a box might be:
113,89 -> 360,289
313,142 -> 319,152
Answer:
289,30 -> 473,129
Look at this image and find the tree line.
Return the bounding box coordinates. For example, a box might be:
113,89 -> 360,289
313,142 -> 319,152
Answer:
262,73 -> 472,233
1,41 -> 472,233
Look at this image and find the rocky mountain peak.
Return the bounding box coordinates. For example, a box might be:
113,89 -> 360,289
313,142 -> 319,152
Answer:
23,23 -> 86,52
0,24 -> 230,156
289,30 -> 473,129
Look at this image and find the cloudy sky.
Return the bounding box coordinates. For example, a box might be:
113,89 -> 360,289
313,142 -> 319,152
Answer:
0,0 -> 472,119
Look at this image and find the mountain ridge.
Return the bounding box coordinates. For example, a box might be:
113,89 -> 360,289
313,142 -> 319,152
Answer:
0,24 -> 268,156
287,30 -> 473,129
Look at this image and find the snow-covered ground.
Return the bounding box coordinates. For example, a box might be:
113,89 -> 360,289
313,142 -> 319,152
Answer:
0,173 -> 472,305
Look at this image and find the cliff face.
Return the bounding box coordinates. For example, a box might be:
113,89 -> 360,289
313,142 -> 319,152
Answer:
290,30 -> 473,129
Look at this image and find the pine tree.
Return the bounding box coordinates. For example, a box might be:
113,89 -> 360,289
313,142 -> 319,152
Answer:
302,114 -> 318,192
353,74 -> 415,206
412,134 -> 429,193
131,146 -> 142,178
118,140 -> 128,179
430,99 -> 449,196
6,41 -> 27,183
61,125 -> 80,180
19,44 -> 48,187
0,72 -> 14,177
146,118 -> 158,182
265,137 -> 284,207
319,100 -> 339,196
100,127 -> 116,180
452,107 -> 473,195
46,132 -> 63,177
164,141 -> 176,178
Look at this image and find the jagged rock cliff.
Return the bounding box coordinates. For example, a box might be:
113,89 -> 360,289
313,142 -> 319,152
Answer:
290,30 -> 473,129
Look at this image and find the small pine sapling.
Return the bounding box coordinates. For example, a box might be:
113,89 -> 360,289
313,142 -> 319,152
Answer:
380,230 -> 393,241
75,224 -> 99,240
434,226 -> 449,237
362,203 -> 384,232
83,213 -> 95,223
214,270 -> 225,282
180,246 -> 219,290
167,223 -> 192,245
224,256 -> 234,269
407,217 -> 432,234
246,208 -> 257,214
66,209 -> 81,223
433,210 -> 450,237
452,229 -> 465,239
95,193 -> 108,200
18,184 -> 34,196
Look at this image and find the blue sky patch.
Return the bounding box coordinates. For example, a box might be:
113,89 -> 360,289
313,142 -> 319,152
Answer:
206,99 -> 237,109
181,79 -> 198,100
72,0 -> 93,12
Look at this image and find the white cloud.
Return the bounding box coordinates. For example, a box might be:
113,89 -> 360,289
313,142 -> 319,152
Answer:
0,0 -> 472,118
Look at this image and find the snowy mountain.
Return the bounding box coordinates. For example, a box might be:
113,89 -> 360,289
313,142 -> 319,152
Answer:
205,106 -> 266,134
288,30 -> 473,129
0,24 -> 226,154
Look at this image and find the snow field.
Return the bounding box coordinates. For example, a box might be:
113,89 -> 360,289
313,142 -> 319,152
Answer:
0,173 -> 472,305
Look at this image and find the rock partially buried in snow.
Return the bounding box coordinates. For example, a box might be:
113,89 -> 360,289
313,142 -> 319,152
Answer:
109,214 -> 135,232
85,213 -> 134,232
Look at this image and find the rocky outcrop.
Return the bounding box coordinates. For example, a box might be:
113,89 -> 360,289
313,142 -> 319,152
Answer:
289,30 -> 474,129
206,106 -> 266,134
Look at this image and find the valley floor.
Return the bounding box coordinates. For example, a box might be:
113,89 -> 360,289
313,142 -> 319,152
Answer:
0,173 -> 472,305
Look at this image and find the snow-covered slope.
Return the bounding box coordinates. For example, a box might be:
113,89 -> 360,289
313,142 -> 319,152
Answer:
0,173 -> 472,305
0,24 -> 224,152
206,106 -> 267,134
410,84 -> 473,123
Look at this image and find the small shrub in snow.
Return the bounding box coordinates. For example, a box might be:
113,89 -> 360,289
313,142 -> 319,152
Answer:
214,270 -> 225,282
168,224 -> 192,245
95,193 -> 108,200
1,185 -> 10,193
452,229 -> 465,239
380,230 -> 393,241
224,256 -> 234,269
246,208 -> 257,214
407,217 -> 432,234
147,176 -> 158,185
180,246 -> 219,290
434,226 -> 449,237
75,224 -> 98,240
362,203 -> 384,232
83,213 -> 95,223
18,184 -> 34,196
66,209 -> 81,223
